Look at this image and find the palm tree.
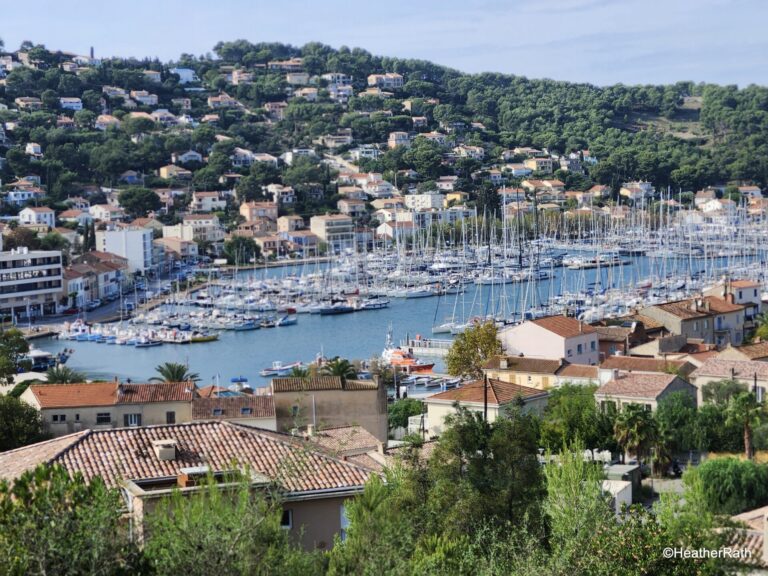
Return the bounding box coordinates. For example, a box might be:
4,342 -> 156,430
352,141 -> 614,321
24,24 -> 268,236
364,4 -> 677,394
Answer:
150,362 -> 200,383
321,357 -> 357,384
45,365 -> 86,384
613,404 -> 658,467
289,366 -> 309,378
726,391 -> 765,460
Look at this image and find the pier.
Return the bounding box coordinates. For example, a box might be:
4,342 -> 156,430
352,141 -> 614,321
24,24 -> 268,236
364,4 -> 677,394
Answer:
400,338 -> 453,357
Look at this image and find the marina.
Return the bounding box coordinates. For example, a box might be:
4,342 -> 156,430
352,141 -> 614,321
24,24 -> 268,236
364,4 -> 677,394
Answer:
35,209 -> 768,386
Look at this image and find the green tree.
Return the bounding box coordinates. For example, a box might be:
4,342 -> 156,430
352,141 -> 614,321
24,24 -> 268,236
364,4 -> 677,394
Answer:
0,464 -> 144,575
150,362 -> 200,383
692,457 -> 768,515
289,365 -> 309,378
613,404 -> 658,466
0,394 -> 47,451
118,187 -> 162,219
445,321 -> 502,379
388,398 -> 424,430
143,472 -> 320,576
45,365 -> 86,384
223,236 -> 260,266
654,390 -> 699,458
475,182 -> 501,218
0,329 -> 30,387
321,357 -> 357,384
540,384 -> 614,452
427,405 -> 544,537
543,443 -> 613,573
702,378 -> 746,405
726,391 -> 765,460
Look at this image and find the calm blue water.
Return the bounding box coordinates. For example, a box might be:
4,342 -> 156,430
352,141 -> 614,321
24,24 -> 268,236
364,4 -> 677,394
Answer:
36,253 -> 737,385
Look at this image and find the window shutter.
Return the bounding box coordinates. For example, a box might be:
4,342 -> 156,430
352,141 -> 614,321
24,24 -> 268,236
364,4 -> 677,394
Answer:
123,415 -> 129,427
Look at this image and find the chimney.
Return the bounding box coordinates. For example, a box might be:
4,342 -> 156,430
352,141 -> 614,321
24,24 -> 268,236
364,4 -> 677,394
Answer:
499,357 -> 508,370
306,424 -> 315,437
703,300 -> 710,312
579,321 -> 583,333
151,439 -> 178,461
177,465 -> 209,488
612,369 -> 619,381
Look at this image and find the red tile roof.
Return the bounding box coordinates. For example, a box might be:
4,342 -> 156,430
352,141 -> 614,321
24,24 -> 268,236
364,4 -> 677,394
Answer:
427,378 -> 547,406
28,382 -> 197,409
600,356 -> 694,375
192,396 -> 275,419
0,422 -> 374,493
271,377 -> 378,393
482,355 -> 564,373
530,315 -> 596,337
595,373 -> 681,399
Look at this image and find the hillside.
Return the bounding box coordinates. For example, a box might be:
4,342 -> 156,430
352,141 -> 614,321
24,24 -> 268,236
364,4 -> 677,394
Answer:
0,38 -> 767,212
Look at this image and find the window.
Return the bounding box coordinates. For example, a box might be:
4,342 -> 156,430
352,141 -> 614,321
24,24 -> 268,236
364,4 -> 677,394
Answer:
591,341 -> 596,351
340,504 -> 349,542
52,414 -> 66,423
600,401 -> 616,414
527,375 -> 532,383
739,290 -> 743,299
645,404 -> 652,411
693,321 -> 698,331
567,349 -> 573,357
124,414 -> 142,427
241,407 -> 253,416
96,413 -> 112,424
212,408 -> 224,416
758,387 -> 765,403
281,509 -> 293,530
166,411 -> 176,424
577,343 -> 583,354
75,414 -> 80,422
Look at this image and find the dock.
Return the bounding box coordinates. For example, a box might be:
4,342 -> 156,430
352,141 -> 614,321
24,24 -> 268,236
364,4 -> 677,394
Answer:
400,338 -> 453,357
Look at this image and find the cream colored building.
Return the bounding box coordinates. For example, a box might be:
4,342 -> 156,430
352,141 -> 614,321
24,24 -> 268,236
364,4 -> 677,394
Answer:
21,382 -> 196,436
271,377 -> 387,441
424,378 -> 548,437
498,315 -> 599,365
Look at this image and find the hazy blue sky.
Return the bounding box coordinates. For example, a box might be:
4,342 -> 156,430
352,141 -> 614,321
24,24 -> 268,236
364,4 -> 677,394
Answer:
2,0 -> 766,86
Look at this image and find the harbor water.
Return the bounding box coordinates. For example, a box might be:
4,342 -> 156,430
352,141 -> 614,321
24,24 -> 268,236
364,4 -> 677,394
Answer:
35,252 -> 753,385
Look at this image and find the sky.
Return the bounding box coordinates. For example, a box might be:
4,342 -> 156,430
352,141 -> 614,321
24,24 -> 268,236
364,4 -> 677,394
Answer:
2,0 -> 767,86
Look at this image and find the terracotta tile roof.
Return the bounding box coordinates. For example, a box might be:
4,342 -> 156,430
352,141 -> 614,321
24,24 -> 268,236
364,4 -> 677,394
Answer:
308,425 -> 381,455
483,355 -> 564,374
0,432 -> 88,482
556,364 -> 599,379
192,396 -> 275,419
595,373 -> 680,399
0,422 -> 373,493
594,325 -> 632,342
530,315 -> 596,337
731,280 -> 761,288
28,382 -> 118,408
600,356 -> 694,375
724,342 -> 768,360
691,359 -> 768,380
620,314 -> 665,330
119,382 -> 197,404
731,506 -> 768,567
197,385 -> 230,398
272,377 -> 342,392
703,296 -> 745,314
28,382 -> 197,408
427,378 -> 547,406
271,377 -> 378,392
651,300 -> 710,319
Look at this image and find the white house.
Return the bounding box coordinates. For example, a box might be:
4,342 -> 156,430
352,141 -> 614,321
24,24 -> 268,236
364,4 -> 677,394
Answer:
95,228 -> 154,273
498,315 -> 599,365
19,206 -> 55,228
25,142 -> 43,157
89,204 -> 125,222
169,68 -> 199,84
172,150 -> 203,164
404,193 -> 445,210
59,97 -> 83,111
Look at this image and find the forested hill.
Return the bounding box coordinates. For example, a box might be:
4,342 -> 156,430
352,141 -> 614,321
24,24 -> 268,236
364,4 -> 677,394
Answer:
1,38 -> 767,200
